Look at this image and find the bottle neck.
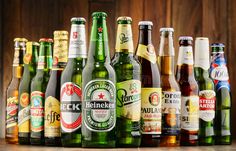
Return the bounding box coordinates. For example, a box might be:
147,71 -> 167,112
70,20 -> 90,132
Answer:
159,31 -> 174,56
12,46 -> 25,78
138,28 -> 152,45
37,42 -> 53,70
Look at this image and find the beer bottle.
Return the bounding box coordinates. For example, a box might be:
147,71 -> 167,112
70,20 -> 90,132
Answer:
82,12 -> 116,148
6,38 -> 27,144
135,21 -> 162,147
112,16 -> 141,147
18,41 -> 39,144
60,18 -> 87,147
194,37 -> 215,145
45,31 -> 68,146
158,28 -> 181,147
30,38 -> 53,145
210,43 -> 231,145
176,36 -> 199,146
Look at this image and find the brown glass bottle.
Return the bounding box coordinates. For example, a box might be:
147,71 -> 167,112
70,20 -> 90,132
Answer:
135,21 -> 161,147
176,36 -> 199,146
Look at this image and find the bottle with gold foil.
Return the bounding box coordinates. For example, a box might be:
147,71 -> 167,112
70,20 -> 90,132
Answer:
45,31 -> 68,146
111,16 -> 141,147
135,21 -> 162,147
6,38 -> 27,144
18,41 -> 39,145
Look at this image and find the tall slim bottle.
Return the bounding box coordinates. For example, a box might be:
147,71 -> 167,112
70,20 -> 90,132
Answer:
82,12 -> 116,148
6,38 -> 27,144
30,38 -> 53,145
18,42 -> 39,144
60,18 -> 87,147
159,28 -> 181,147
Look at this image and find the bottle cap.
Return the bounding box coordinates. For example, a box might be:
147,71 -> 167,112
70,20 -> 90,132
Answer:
92,12 -> 107,18
160,27 -> 174,32
39,38 -> 53,43
138,21 -> 153,26
117,16 -> 132,22
71,17 -> 86,23
14,38 -> 28,42
179,36 -> 193,41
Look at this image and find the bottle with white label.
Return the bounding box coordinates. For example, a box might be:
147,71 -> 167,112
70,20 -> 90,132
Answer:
194,37 -> 216,145
176,36 -> 199,146
60,18 -> 87,147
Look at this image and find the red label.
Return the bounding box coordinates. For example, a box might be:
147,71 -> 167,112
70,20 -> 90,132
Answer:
199,98 -> 215,111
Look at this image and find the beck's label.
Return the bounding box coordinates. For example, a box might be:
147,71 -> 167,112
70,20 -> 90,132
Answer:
60,82 -> 82,133
162,91 -> 181,135
45,96 -> 60,137
31,91 -> 44,132
141,88 -> 162,134
6,96 -> 18,128
83,80 -> 116,132
136,44 -> 157,64
177,46 -> 193,65
181,95 -> 199,131
18,92 -> 30,132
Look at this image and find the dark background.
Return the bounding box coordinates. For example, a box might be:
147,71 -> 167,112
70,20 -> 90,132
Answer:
0,0 -> 235,138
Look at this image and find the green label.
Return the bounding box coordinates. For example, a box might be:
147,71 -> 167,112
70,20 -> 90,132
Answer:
31,91 -> 44,132
83,80 -> 116,132
117,80 -> 141,121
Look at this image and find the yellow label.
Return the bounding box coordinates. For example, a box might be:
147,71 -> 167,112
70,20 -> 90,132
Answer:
141,88 -> 162,134
45,96 -> 60,137
136,44 -> 157,63
53,40 -> 68,64
115,24 -> 134,52
18,93 -> 30,132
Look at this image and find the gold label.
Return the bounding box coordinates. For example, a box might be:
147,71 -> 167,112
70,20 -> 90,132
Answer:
136,44 -> 157,63
53,39 -> 68,67
18,93 -> 30,132
115,25 -> 134,52
13,48 -> 20,66
45,96 -> 60,137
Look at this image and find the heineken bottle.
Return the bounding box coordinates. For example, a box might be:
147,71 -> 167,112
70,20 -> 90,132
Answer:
30,38 -> 53,145
111,16 -> 141,147
60,18 -> 87,147
18,42 -> 39,145
82,12 -> 116,148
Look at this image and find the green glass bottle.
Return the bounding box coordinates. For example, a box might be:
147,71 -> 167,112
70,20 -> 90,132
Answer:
111,16 -> 141,147
82,12 -> 116,148
60,18 -> 87,147
30,38 -> 53,145
194,37 -> 215,145
18,42 -> 39,145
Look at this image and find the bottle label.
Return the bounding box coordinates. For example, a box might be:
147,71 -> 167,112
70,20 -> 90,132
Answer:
177,46 -> 193,65
162,91 -> 181,135
68,24 -> 87,58
136,44 -> 157,64
6,97 -> 18,128
141,88 -> 162,134
13,48 -> 21,66
37,56 -> 53,70
83,80 -> 116,132
117,80 -> 141,121
181,96 -> 199,131
18,92 -> 30,132
221,109 -> 231,136
24,43 -> 33,65
199,90 -> 216,122
61,82 -> 82,133
45,96 -> 60,137
115,24 -> 134,52
31,91 -> 44,132
53,39 -> 68,68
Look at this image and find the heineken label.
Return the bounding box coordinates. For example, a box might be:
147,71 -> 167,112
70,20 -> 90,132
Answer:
115,24 -> 134,52
221,109 -> 231,136
117,80 -> 141,121
45,96 -> 60,137
199,90 -> 216,122
61,82 -> 82,132
18,92 -> 30,132
31,91 -> 44,132
181,95 -> 199,131
136,44 -> 157,64
177,46 -> 194,65
141,88 -> 162,134
68,24 -> 87,58
162,91 -> 181,135
6,97 -> 18,128
37,56 -> 53,70
83,80 -> 116,132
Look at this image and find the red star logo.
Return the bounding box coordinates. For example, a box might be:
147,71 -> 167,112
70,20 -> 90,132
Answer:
98,27 -> 103,33
98,93 -> 105,99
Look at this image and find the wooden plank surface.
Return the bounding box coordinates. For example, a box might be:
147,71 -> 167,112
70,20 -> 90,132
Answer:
0,0 -> 3,138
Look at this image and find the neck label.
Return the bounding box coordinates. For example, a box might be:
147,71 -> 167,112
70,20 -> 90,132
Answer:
177,46 -> 193,65
136,44 -> 157,63
115,25 -> 134,52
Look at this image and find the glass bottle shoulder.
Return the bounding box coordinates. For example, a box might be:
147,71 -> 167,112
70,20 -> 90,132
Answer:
161,75 -> 180,91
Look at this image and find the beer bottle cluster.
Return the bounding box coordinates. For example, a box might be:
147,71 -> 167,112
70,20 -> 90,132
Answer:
5,12 -> 232,147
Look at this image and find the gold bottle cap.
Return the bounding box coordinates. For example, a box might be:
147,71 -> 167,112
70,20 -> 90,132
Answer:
14,38 -> 28,42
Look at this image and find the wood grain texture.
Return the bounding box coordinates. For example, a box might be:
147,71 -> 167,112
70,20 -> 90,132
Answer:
0,0 -> 2,138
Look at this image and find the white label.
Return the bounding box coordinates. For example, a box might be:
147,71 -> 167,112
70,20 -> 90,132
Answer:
210,66 -> 229,81
162,91 -> 181,114
177,46 -> 193,65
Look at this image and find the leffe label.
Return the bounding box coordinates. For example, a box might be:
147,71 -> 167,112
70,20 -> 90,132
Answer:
177,46 -> 193,65
141,88 -> 162,134
136,44 -> 157,64
6,97 -> 18,128
83,80 -> 116,132
60,82 -> 82,133
18,92 -> 30,132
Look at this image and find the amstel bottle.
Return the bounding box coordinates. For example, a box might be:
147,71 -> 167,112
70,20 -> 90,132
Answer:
45,31 -> 68,146
176,36 -> 199,146
60,18 -> 87,147
112,16 -> 141,147
6,38 -> 27,144
82,12 -> 116,148
30,38 -> 53,145
135,21 -> 162,147
18,41 -> 39,144
159,28 -> 181,147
